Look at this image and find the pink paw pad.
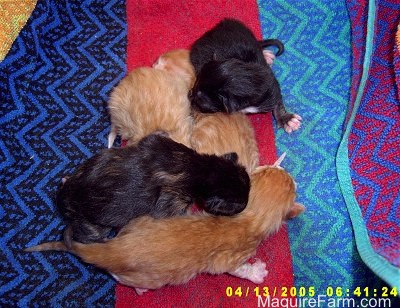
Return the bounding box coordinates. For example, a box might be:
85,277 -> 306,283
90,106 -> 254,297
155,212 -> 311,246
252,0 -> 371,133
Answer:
248,259 -> 269,284
284,114 -> 302,133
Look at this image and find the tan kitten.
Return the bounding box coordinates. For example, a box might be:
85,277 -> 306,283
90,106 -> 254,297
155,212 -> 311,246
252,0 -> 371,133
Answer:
191,111 -> 259,173
25,165 -> 305,295
153,49 -> 259,173
152,49 -> 196,89
107,49 -> 194,148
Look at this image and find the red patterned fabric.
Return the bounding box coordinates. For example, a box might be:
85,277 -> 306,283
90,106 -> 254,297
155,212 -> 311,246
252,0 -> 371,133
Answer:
116,1 -> 295,306
348,1 -> 400,267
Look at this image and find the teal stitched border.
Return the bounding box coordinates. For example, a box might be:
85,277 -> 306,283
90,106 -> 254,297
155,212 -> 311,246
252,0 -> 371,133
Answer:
336,0 -> 400,292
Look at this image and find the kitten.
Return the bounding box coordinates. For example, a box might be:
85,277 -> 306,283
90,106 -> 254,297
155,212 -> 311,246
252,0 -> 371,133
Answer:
56,133 -> 250,243
107,54 -> 193,148
26,164 -> 305,294
189,18 -> 302,133
191,111 -> 259,173
152,49 -> 196,89
153,49 -> 259,173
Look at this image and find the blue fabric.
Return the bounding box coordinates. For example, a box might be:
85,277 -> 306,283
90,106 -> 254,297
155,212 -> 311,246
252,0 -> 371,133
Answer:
257,0 -> 393,301
0,0 -> 126,305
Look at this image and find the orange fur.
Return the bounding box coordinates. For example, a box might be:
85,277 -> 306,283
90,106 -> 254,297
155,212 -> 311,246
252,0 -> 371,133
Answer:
153,49 -> 195,89
25,166 -> 305,292
152,49 -> 259,173
191,112 -> 259,173
108,50 -> 194,148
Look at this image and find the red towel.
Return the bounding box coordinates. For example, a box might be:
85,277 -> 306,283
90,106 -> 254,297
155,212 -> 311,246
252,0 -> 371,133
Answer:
117,1 -> 295,306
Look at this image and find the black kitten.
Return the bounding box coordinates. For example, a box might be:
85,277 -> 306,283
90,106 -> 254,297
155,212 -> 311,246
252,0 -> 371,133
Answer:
57,134 -> 250,243
189,18 -> 301,133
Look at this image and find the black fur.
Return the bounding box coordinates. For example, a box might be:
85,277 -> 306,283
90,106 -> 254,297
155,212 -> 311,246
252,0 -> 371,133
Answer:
260,39 -> 284,57
189,18 -> 295,128
57,134 -> 250,243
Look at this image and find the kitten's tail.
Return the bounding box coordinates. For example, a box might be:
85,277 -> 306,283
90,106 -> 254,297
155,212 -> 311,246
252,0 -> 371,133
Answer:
24,238 -> 103,265
25,236 -> 122,272
259,39 -> 285,56
25,226 -> 73,253
25,241 -> 68,252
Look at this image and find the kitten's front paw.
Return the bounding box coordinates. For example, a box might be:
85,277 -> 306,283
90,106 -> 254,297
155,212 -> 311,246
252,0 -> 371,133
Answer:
284,114 -> 302,133
263,50 -> 276,66
248,259 -> 269,284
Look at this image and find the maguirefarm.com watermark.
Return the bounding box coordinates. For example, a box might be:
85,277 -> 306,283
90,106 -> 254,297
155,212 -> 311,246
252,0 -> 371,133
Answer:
257,295 -> 394,307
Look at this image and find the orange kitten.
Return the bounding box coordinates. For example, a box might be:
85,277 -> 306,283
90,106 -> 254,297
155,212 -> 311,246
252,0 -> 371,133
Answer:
191,111 -> 259,173
107,49 -> 194,148
153,49 -> 195,89
26,165 -> 305,294
154,49 -> 259,173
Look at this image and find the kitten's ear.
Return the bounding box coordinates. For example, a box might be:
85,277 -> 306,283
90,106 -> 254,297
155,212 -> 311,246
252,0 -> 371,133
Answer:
286,202 -> 305,219
217,91 -> 230,113
222,152 -> 239,163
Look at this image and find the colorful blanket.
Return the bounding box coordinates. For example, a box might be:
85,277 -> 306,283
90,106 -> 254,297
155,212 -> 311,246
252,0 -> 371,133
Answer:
260,0 -> 396,300
337,0 -> 400,291
1,0 -> 399,306
0,0 -> 126,305
117,1 -> 294,306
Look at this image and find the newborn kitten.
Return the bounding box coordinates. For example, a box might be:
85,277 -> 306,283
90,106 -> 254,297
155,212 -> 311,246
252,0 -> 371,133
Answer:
107,54 -> 193,148
26,164 -> 305,294
191,111 -> 259,173
55,133 -> 250,243
189,18 -> 302,133
152,49 -> 196,89
153,49 -> 259,173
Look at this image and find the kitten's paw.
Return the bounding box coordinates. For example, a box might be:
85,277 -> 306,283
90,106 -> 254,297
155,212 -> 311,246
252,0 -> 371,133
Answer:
263,50 -> 276,66
284,114 -> 302,133
229,260 -> 268,283
135,287 -> 149,295
248,259 -> 269,284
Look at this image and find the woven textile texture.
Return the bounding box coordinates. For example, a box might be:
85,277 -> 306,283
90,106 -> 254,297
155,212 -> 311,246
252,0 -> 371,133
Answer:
2,0 -> 399,306
116,1 -> 296,306
0,0 -> 126,305
337,0 -> 400,291
259,0 -> 398,303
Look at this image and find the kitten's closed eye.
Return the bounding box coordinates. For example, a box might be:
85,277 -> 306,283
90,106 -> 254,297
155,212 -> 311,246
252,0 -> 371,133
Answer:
190,88 -> 225,113
204,196 -> 246,216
